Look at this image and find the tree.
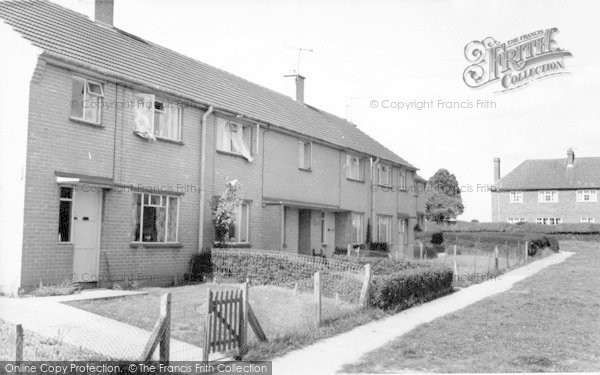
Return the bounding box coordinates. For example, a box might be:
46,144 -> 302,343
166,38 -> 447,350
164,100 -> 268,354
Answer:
212,179 -> 242,245
425,169 -> 464,223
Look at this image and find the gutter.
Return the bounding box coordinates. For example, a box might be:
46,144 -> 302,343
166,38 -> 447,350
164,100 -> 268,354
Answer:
199,106 -> 214,252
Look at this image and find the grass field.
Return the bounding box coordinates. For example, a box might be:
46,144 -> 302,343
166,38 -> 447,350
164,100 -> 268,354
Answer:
0,319 -> 107,361
343,241 -> 600,373
66,283 -> 387,360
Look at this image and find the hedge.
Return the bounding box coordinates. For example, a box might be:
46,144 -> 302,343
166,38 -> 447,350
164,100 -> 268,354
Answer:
370,263 -> 453,311
204,250 -> 455,310
427,221 -> 600,235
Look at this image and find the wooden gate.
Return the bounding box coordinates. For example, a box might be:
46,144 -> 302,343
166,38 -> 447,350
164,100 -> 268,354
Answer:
203,287 -> 245,360
203,282 -> 267,361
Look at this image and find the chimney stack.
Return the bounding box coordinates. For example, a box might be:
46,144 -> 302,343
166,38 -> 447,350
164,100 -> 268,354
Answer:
94,0 -> 114,26
294,75 -> 305,103
493,157 -> 501,183
567,148 -> 575,167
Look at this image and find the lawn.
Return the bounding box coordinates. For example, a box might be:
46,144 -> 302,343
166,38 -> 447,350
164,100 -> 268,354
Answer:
0,319 -> 107,361
343,241 -> 600,373
65,283 -> 386,359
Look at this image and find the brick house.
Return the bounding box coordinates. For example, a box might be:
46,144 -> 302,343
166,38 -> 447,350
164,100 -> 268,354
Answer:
492,149 -> 600,224
0,0 -> 425,294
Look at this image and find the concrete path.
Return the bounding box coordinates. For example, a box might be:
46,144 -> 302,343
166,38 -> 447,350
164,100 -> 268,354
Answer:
0,289 -> 225,361
272,251 -> 574,375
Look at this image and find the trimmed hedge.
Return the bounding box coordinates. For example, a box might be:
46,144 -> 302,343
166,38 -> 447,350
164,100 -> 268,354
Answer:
206,249 -> 454,311
370,263 -> 453,311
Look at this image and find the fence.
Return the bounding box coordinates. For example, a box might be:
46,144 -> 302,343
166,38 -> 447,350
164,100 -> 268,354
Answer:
209,248 -> 367,304
418,237 -> 536,287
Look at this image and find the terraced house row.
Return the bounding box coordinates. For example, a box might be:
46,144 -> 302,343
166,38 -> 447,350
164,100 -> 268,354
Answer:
0,0 -> 425,294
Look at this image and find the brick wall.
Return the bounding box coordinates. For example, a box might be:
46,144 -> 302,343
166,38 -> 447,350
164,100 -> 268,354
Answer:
19,59 -> 421,288
492,190 -> 600,223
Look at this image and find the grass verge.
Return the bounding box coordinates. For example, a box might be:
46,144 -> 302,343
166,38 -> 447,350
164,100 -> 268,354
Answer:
0,319 -> 107,361
343,241 -> 600,373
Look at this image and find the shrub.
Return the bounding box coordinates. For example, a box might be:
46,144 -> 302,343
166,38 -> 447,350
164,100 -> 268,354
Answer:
431,232 -> 444,245
369,242 -> 389,252
370,264 -> 453,311
526,235 -> 560,255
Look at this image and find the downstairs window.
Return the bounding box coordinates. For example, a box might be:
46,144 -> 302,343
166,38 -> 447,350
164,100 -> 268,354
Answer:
132,193 -> 179,243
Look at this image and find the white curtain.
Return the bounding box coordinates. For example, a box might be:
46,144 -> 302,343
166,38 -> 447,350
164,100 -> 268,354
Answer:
231,126 -> 254,162
134,93 -> 156,140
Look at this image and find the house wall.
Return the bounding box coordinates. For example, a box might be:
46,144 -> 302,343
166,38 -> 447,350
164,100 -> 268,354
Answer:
492,190 -> 600,223
20,61 -> 202,288
17,56 -> 422,289
0,25 -> 41,294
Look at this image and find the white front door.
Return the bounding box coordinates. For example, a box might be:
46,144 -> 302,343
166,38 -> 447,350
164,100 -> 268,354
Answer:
72,190 -> 102,283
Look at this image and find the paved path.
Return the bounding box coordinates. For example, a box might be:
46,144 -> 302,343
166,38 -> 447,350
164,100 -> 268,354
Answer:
0,289 -> 226,361
272,251 -> 574,375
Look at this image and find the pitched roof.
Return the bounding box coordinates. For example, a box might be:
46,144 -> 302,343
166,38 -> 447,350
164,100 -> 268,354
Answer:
494,157 -> 600,190
0,0 -> 415,169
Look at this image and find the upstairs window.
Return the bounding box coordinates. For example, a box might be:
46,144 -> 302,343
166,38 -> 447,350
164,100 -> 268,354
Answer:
378,164 -> 392,186
216,119 -> 253,162
132,193 -> 179,243
576,190 -> 597,202
71,77 -> 104,124
134,94 -> 182,141
399,170 -> 407,190
346,154 -> 364,181
298,141 -> 312,170
154,100 -> 182,141
509,191 -> 523,203
538,191 -> 558,203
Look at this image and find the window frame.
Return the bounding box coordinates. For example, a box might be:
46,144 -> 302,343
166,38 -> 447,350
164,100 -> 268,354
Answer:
71,76 -> 104,125
399,170 -> 407,190
509,191 -> 523,203
351,213 -> 364,244
216,119 -> 253,160
576,190 -> 598,202
581,217 -> 595,223
377,215 -> 392,243
346,154 -> 364,181
58,186 -> 74,243
507,217 -> 526,224
231,202 -> 250,244
377,164 -> 392,187
535,217 -> 562,225
153,99 -> 183,141
298,140 -> 313,171
538,191 -> 558,203
133,192 -> 180,244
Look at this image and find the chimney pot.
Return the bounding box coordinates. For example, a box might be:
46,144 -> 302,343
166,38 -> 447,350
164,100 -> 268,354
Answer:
95,0 -> 114,26
493,157 -> 501,183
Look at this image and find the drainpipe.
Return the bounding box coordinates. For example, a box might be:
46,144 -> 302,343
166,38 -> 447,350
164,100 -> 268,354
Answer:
199,105 -> 214,252
369,157 -> 380,243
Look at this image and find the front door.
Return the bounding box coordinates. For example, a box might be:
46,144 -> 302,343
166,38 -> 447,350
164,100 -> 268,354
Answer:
398,218 -> 408,257
72,190 -> 102,283
298,210 -> 311,255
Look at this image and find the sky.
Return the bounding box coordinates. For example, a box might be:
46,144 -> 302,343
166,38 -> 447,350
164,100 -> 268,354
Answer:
54,0 -> 600,221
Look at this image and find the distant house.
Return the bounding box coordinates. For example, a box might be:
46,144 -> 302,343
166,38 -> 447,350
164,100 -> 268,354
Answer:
0,0 -> 426,294
492,149 -> 600,224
